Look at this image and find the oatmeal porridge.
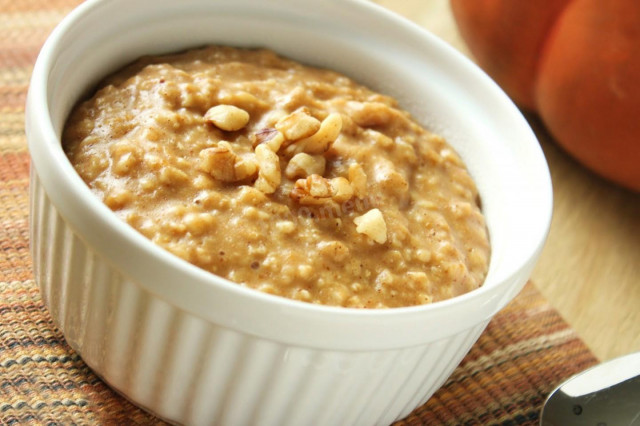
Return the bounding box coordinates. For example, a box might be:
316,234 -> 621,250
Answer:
63,46 -> 490,308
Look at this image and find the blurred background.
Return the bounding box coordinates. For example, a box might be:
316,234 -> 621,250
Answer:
374,0 -> 640,361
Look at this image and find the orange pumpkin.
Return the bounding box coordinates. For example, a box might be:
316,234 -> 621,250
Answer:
451,0 -> 640,192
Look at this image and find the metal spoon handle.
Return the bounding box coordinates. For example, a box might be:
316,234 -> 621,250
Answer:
540,352 -> 640,426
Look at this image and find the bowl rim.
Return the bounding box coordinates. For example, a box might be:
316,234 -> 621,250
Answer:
27,0 -> 553,350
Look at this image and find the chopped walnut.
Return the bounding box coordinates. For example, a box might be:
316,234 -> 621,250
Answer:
204,104 -> 250,131
285,112 -> 342,155
252,128 -> 285,152
253,128 -> 278,146
329,177 -> 354,203
275,108 -> 321,141
290,174 -> 332,205
199,141 -> 257,182
354,208 -> 387,244
254,144 -> 281,194
348,163 -> 368,198
285,153 -> 326,179
290,174 -> 354,205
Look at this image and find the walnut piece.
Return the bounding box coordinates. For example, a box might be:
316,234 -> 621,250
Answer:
290,174 -> 355,205
354,208 -> 387,244
275,109 -> 321,141
254,144 -> 281,194
199,141 -> 257,182
285,153 -> 326,179
285,112 -> 342,155
205,104 -> 250,131
348,163 -> 368,198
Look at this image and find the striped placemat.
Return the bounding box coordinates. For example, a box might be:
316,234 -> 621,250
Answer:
0,1 -> 598,424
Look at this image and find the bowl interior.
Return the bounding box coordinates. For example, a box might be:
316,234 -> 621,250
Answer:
29,0 -> 552,349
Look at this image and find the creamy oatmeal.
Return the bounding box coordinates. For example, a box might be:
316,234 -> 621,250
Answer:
63,46 -> 490,308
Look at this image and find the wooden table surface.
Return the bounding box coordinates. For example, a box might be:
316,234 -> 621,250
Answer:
375,0 -> 640,361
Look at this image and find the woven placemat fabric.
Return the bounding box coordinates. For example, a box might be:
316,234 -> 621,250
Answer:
0,1 -> 598,424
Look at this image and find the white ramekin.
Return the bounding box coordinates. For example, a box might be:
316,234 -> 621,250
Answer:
26,0 -> 552,425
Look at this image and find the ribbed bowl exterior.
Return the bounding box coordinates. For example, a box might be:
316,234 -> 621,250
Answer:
30,171 -> 488,425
